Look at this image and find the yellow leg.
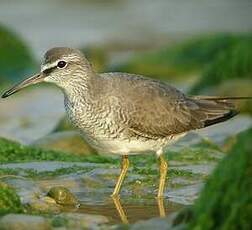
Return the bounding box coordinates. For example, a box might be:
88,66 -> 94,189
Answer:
157,155 -> 168,198
112,155 -> 129,197
112,196 -> 129,224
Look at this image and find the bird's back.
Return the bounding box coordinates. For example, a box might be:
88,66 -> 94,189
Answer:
96,72 -> 237,139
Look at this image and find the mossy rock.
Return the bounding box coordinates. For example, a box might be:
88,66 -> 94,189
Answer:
0,182 -> 23,215
109,34 -> 238,82
0,137 -> 112,164
189,127 -> 252,230
191,35 -> 252,94
0,24 -> 37,84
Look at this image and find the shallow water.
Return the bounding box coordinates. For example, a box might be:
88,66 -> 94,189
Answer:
0,157 -> 211,224
78,200 -> 180,224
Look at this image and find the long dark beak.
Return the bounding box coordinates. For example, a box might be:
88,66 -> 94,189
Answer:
1,73 -> 44,98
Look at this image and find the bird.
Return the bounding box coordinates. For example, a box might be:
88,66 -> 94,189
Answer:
2,47 -> 251,198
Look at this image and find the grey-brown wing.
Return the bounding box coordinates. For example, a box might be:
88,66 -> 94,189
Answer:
126,90 -> 204,139
99,73 -> 236,139
127,93 -> 236,139
124,83 -> 237,139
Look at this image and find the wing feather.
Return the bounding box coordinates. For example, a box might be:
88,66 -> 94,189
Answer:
100,73 -> 238,139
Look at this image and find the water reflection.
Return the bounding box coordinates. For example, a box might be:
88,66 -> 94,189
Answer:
72,197 -> 181,224
112,196 -> 129,224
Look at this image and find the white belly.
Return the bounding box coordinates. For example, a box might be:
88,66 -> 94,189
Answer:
81,134 -> 185,156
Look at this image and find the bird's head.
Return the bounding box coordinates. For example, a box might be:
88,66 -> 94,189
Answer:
1,47 -> 93,98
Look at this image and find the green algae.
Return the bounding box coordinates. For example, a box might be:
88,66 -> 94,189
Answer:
168,147 -> 223,163
0,24 -> 37,83
191,35 -> 252,94
51,216 -> 69,228
0,137 -> 113,164
110,34 -> 239,82
0,182 -> 23,215
1,166 -> 91,179
0,136 -> 220,181
188,128 -> 252,230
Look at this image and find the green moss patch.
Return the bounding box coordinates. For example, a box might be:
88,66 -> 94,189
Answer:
168,147 -> 223,163
0,182 -> 23,215
189,128 -> 252,230
110,34 -> 239,82
0,137 -> 113,164
191,35 -> 252,93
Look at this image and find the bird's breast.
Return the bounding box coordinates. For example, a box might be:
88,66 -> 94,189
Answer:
64,96 -> 124,141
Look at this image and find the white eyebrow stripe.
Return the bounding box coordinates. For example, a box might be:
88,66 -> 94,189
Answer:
41,61 -> 58,72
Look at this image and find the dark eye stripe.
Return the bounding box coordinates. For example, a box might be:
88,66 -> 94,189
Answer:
43,66 -> 57,75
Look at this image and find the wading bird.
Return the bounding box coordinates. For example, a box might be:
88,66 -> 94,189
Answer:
2,47 -> 250,198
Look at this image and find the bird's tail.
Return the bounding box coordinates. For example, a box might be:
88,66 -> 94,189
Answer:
191,96 -> 252,128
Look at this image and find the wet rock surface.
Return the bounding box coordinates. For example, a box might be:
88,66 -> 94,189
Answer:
0,142 -> 224,224
53,213 -> 109,229
0,214 -> 51,230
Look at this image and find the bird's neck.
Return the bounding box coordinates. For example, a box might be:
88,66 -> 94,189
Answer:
62,71 -> 97,107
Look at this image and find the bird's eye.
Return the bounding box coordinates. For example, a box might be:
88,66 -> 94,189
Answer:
57,60 -> 67,68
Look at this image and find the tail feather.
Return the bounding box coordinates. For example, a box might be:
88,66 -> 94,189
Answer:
192,96 -> 252,101
203,110 -> 239,127
190,95 -> 251,128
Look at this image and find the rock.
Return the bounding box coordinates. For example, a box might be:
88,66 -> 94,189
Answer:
33,131 -> 97,156
47,186 -> 79,206
166,183 -> 204,205
29,196 -> 61,214
0,87 -> 64,144
130,217 -> 172,230
188,127 -> 252,229
0,24 -> 36,84
0,182 -> 23,215
58,212 -> 109,229
0,214 -> 51,230
195,115 -> 252,145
